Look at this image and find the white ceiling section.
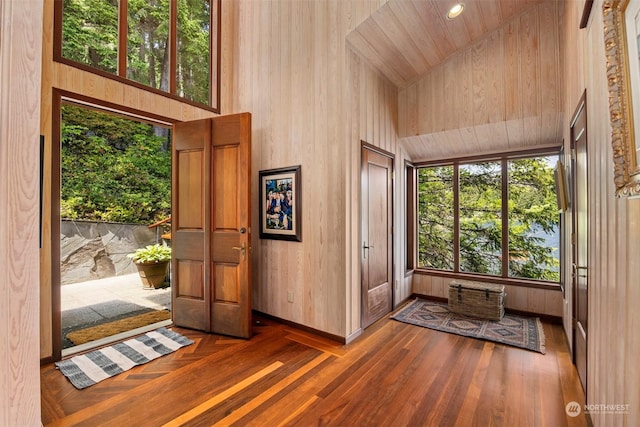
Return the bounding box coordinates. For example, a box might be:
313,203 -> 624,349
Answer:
347,0 -> 564,161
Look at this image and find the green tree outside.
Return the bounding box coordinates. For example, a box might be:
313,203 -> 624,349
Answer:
417,157 -> 560,282
62,0 -> 212,106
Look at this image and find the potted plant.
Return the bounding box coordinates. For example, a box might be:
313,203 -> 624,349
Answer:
128,244 -> 171,289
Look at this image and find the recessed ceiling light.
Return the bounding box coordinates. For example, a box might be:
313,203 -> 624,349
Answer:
447,3 -> 464,19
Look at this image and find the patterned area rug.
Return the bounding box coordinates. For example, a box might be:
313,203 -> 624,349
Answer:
391,299 -> 545,354
55,327 -> 194,389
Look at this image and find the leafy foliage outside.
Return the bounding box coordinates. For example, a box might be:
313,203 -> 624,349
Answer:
61,104 -> 171,224
417,157 -> 560,282
62,0 -> 212,106
127,0 -> 170,90
177,0 -> 211,104
128,244 -> 172,263
459,162 -> 503,275
417,166 -> 454,270
507,159 -> 560,281
62,0 -> 119,73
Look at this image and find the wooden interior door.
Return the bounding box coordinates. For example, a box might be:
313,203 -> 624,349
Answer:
361,145 -> 393,328
570,92 -> 588,395
172,113 -> 252,338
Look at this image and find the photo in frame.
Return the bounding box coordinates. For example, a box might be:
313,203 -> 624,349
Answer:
259,165 -> 301,241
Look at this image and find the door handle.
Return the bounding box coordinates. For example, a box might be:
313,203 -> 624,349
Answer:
576,265 -> 588,278
232,243 -> 246,260
572,264 -> 588,279
363,242 -> 374,259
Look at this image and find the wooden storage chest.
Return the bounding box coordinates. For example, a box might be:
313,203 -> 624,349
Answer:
448,280 -> 505,320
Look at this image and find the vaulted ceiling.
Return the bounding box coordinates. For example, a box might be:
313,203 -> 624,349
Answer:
347,0 -> 564,161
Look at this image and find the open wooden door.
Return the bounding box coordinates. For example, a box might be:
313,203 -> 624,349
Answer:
361,145 -> 394,328
570,92 -> 588,395
172,113 -> 252,338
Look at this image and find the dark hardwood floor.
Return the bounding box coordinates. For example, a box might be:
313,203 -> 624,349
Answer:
41,309 -> 588,426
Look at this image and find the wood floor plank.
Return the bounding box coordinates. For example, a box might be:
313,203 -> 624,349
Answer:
211,353 -> 332,426
41,313 -> 588,426
453,342 -> 495,426
164,361 -> 284,427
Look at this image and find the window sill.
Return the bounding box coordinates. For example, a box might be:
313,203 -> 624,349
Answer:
413,269 -> 562,291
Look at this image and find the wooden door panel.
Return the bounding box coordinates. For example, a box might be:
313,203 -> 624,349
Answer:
367,285 -> 390,314
173,230 -> 205,260
177,151 -> 204,228
211,233 -> 242,263
212,113 -> 243,143
173,263 -> 208,332
361,147 -> 393,328
210,113 -> 251,338
173,113 -> 251,338
213,145 -> 239,227
570,92 -> 588,395
214,265 -> 240,303
368,162 -> 390,287
175,261 -> 204,299
173,118 -> 210,332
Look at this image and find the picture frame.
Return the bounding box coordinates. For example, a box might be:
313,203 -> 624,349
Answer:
603,0 -> 640,197
259,165 -> 302,241
554,160 -> 569,212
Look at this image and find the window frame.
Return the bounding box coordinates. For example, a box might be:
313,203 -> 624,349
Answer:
53,0 -> 221,113
411,147 -> 563,290
405,160 -> 416,273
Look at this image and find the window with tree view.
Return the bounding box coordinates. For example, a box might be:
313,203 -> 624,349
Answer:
58,0 -> 218,109
417,166 -> 454,270
416,155 -> 560,282
459,162 -> 502,276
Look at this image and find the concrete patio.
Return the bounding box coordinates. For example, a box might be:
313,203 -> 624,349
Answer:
61,273 -> 172,354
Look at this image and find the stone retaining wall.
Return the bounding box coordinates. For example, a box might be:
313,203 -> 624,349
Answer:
61,220 -> 161,285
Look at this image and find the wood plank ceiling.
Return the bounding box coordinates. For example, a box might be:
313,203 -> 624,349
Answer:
347,0 -> 564,161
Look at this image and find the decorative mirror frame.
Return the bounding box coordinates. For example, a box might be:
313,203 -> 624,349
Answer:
603,0 -> 640,197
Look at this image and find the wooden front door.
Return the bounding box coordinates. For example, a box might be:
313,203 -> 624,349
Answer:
172,113 -> 252,338
570,92 -> 588,395
361,145 -> 393,328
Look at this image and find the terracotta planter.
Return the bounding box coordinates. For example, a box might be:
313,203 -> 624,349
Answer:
134,260 -> 169,289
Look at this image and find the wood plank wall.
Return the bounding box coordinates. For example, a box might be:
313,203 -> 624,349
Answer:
563,1 -> 640,425
229,0 -> 408,339
347,49 -> 412,338
0,0 -> 44,424
39,0 -> 223,359
397,1 -> 563,161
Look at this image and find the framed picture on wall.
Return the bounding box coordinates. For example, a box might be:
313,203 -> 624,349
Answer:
259,165 -> 302,241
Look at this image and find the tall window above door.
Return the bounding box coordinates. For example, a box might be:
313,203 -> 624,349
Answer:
55,0 -> 220,112
415,153 -> 560,283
